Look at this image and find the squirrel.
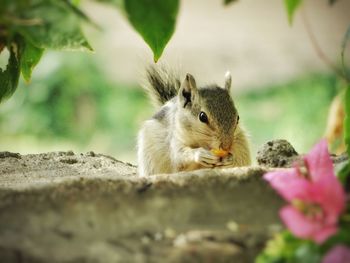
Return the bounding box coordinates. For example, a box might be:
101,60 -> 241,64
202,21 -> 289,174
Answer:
137,66 -> 251,177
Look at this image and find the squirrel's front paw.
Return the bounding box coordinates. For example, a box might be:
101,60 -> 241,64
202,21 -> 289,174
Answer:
217,154 -> 234,167
194,148 -> 219,168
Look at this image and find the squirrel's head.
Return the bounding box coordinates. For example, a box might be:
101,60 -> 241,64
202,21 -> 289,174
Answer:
175,72 -> 239,151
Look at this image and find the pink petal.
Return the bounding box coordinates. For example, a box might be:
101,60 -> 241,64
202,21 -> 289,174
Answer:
314,180 -> 346,216
280,206 -> 338,244
322,245 -> 350,263
264,170 -> 311,201
304,139 -> 334,182
303,139 -> 346,218
312,225 -> 338,244
263,169 -> 296,183
280,206 -> 316,239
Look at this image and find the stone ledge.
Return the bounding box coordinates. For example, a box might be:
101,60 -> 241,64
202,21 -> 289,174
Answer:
0,152 -> 283,263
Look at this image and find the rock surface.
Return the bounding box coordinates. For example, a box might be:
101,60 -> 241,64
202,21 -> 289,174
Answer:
0,151 -> 284,263
256,139 -> 299,168
256,139 -> 348,168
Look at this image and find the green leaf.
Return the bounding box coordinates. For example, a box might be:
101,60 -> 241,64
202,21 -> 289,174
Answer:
256,231 -> 322,263
0,0 -> 94,103
338,164 -> 350,190
0,44 -> 21,102
71,0 -> 82,6
124,0 -> 179,62
284,0 -> 303,25
62,0 -> 100,29
321,222 -> 350,252
294,243 -> 321,263
338,86 -> 350,189
224,0 -> 239,5
20,39 -> 44,82
256,231 -> 301,263
344,86 -> 350,157
95,0 -> 124,9
13,0 -> 92,51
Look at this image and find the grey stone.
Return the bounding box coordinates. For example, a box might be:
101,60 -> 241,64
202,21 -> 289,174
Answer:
256,139 -> 348,169
256,139 -> 299,168
0,152 -> 284,263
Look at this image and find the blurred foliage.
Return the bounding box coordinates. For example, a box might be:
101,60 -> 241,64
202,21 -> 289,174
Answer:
256,231 -> 321,263
237,74 -> 339,155
339,85 -> 350,188
0,0 -> 92,102
0,52 -> 151,160
0,0 -> 347,164
223,0 -> 239,6
0,0 -> 179,101
123,0 -> 179,62
0,52 -> 339,161
284,0 -> 302,25
256,217 -> 350,263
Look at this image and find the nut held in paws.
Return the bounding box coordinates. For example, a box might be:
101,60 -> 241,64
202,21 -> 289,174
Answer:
211,149 -> 229,158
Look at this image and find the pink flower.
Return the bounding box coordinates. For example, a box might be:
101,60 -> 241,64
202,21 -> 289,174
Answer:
264,139 -> 346,244
322,245 -> 350,263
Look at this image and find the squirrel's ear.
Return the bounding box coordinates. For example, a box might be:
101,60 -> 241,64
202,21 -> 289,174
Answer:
179,73 -> 197,108
224,71 -> 232,91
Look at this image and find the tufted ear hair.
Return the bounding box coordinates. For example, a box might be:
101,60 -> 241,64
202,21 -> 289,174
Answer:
224,71 -> 232,91
179,73 -> 198,108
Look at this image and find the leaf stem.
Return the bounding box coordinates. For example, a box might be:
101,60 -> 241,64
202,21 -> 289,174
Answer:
301,7 -> 349,83
341,26 -> 350,82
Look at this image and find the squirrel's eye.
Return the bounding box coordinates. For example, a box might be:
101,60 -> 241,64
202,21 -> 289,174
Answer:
237,115 -> 240,123
199,111 -> 208,123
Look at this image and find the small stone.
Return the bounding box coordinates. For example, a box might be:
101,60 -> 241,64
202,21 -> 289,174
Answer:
279,159 -> 286,166
0,152 -> 21,159
59,158 -> 78,164
86,151 -> 96,157
256,139 -> 298,168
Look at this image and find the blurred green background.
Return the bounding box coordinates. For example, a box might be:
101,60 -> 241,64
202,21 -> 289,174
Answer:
0,0 -> 349,164
0,51 -> 340,163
